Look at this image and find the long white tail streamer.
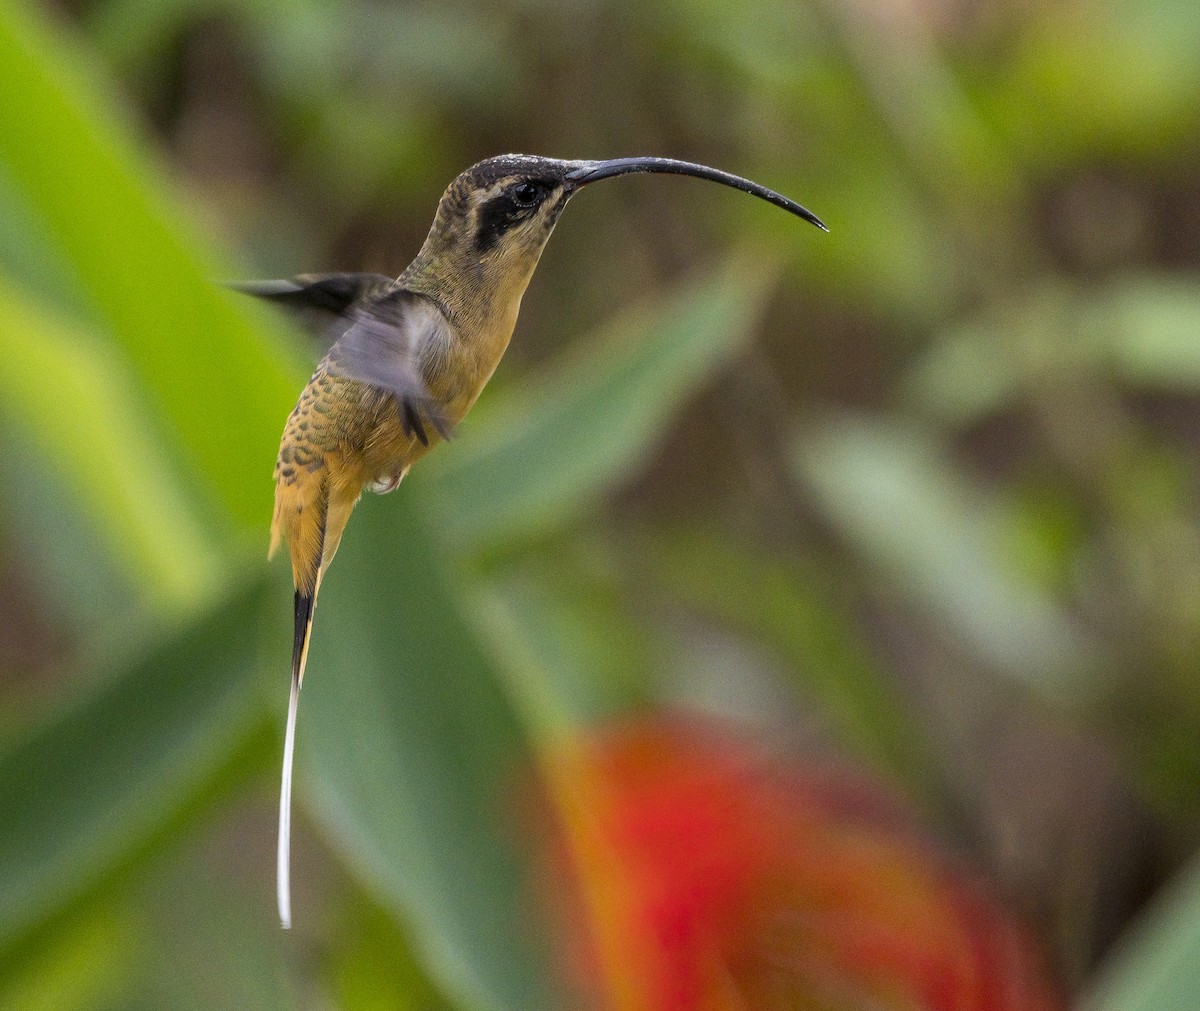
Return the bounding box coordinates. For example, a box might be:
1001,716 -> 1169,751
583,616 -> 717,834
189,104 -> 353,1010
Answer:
278,671 -> 300,928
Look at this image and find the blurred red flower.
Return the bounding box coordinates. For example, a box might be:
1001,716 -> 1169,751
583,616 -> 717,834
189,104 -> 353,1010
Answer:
540,718 -> 1063,1011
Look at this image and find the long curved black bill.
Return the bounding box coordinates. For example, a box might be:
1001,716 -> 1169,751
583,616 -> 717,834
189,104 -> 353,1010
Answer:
566,157 -> 828,232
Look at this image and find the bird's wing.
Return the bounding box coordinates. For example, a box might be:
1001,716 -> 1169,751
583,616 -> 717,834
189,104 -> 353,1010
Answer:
324,289 -> 453,446
230,272 -> 395,313
230,272 -> 396,340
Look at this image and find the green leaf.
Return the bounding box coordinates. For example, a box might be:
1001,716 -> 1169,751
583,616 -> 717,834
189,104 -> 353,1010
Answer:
0,2 -> 300,531
1083,856 -> 1200,1011
990,5 -> 1200,163
0,434 -> 139,644
0,283 -> 226,609
0,163 -> 92,320
791,414 -> 1094,694
422,255 -> 774,556
300,493 -> 551,1011
332,894 -> 458,1011
0,577 -> 269,950
0,906 -> 135,1011
133,833 -> 304,1011
468,548 -> 658,736
1102,276 -> 1200,388
905,276 -> 1200,427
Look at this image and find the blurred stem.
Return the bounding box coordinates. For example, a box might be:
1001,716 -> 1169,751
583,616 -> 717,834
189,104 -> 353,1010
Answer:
464,580 -> 581,743
539,739 -> 647,1011
812,0 -> 1028,286
1022,336 -> 1200,816
709,345 -> 957,816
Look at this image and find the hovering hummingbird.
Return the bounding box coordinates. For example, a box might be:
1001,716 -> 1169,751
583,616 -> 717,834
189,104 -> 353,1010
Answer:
236,154 -> 827,928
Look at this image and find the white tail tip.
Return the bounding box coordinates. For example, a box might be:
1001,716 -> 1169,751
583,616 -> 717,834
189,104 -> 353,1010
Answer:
277,671 -> 300,929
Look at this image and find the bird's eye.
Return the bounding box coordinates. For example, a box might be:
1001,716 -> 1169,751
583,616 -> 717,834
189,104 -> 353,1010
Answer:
512,182 -> 539,206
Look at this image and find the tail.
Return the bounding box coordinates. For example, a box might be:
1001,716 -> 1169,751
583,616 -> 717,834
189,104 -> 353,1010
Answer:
278,588 -> 317,929
273,462 -> 358,928
273,470 -> 327,930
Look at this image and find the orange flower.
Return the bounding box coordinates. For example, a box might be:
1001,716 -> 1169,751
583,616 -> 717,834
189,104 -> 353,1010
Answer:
540,719 -> 1063,1011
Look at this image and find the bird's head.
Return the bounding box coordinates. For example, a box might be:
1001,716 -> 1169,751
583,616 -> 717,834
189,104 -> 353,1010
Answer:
425,155 -> 579,285
407,154 -> 826,321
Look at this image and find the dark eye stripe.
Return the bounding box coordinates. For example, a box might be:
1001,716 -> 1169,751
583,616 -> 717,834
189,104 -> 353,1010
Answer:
475,193 -> 524,253
473,178 -> 562,253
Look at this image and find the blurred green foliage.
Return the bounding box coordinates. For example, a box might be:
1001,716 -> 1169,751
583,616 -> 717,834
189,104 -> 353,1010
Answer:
3,0 -> 1200,1006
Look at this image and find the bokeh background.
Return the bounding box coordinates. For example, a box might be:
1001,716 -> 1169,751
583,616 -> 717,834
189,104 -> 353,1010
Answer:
2,0 -> 1200,1007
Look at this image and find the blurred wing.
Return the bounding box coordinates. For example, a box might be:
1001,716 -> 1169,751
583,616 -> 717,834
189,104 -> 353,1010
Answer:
326,290 -> 453,446
229,272 -> 396,342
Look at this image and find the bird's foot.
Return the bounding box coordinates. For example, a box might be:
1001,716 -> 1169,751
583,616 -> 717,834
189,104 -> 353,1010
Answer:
367,472 -> 404,495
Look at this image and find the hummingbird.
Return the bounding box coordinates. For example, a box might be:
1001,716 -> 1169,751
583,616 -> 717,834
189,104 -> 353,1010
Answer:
236,154 -> 827,928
